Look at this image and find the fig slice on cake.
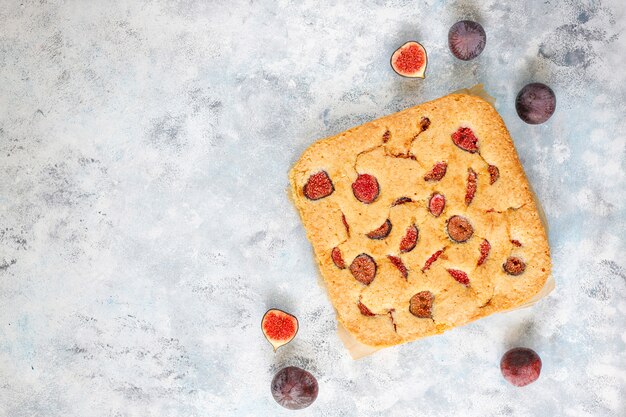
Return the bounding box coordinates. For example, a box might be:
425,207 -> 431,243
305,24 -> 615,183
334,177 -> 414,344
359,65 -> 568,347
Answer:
261,309 -> 299,351
391,41 -> 427,78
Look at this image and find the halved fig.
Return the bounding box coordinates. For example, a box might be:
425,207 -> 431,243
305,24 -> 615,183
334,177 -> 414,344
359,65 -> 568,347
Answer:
409,291 -> 434,318
262,309 -> 298,351
350,253 -> 377,285
428,193 -> 446,217
391,41 -> 427,78
303,171 -> 334,200
366,219 -> 392,240
451,127 -> 479,153
447,215 -> 474,243
352,174 -> 380,204
399,224 -> 419,253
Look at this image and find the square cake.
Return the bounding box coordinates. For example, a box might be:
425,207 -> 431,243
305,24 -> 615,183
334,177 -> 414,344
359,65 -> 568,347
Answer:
289,93 -> 551,348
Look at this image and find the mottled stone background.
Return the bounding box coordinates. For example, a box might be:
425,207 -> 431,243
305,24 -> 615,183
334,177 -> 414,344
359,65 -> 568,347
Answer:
0,1 -> 624,416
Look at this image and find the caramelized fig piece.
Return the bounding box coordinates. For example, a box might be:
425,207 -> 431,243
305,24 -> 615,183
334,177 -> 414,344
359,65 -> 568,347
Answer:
451,127 -> 479,153
341,213 -> 350,236
409,291 -> 434,318
366,219 -> 392,240
447,215 -> 474,243
424,162 -> 448,181
477,239 -> 491,266
387,255 -> 408,279
331,247 -> 345,269
358,300 -> 376,316
392,196 -> 413,206
447,269 -> 470,286
429,193 -> 446,217
503,256 -> 526,275
262,309 -> 299,351
352,174 -> 380,204
399,224 -> 419,253
421,249 -> 444,272
303,171 -> 334,200
488,164 -> 500,184
349,254 -> 377,285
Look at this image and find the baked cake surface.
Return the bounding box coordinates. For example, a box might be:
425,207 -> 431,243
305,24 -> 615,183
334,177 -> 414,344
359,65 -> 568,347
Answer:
289,93 -> 551,348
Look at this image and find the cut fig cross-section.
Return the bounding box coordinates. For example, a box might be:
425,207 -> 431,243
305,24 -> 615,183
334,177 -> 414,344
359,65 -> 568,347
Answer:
303,170 -> 334,200
349,253 -> 377,285
429,193 -> 446,217
366,219 -> 392,240
422,249 -> 444,272
262,309 -> 299,352
477,239 -> 491,266
447,269 -> 470,286
424,162 -> 448,181
399,224 -> 419,253
409,291 -> 434,318
391,41 -> 427,78
447,215 -> 474,243
352,174 -> 380,204
358,300 -> 376,317
451,127 -> 479,153
331,247 -> 345,269
387,255 -> 408,279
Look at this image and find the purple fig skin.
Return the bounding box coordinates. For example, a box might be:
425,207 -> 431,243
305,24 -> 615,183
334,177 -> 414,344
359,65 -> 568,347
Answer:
271,366 -> 319,410
500,347 -> 542,387
448,20 -> 486,61
515,83 -> 556,124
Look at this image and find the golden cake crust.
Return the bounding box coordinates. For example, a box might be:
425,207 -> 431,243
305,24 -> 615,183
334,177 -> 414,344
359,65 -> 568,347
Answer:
289,93 -> 552,348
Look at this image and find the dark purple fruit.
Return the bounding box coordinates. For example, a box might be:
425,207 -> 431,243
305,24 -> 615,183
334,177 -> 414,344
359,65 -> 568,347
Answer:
500,347 -> 542,387
515,83 -> 556,124
448,20 -> 486,61
271,366 -> 319,410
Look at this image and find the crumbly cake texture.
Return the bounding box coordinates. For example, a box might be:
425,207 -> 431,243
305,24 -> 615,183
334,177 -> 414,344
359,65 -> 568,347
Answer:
289,93 -> 551,348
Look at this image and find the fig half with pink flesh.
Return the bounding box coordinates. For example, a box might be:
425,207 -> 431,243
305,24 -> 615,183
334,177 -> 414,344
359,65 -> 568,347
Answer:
262,309 -> 298,351
391,41 -> 427,78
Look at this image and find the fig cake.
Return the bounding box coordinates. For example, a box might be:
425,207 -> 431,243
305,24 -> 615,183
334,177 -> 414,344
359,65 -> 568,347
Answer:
289,93 -> 551,348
